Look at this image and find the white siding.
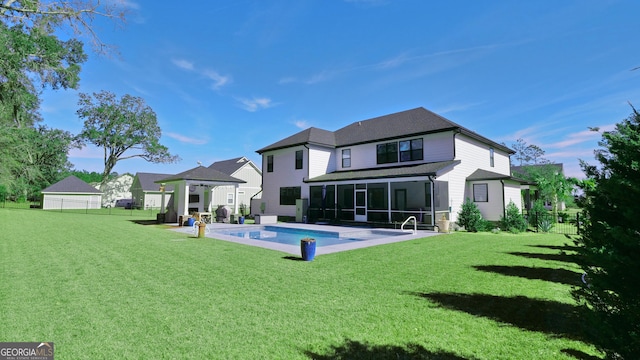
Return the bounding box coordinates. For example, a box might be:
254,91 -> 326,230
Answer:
503,181 -> 523,212
336,132 -> 455,171
261,147 -> 308,217
446,134 -> 512,223
42,194 -> 102,210
308,145 -> 335,179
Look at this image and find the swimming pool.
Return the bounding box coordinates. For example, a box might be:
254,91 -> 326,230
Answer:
210,225 -> 403,247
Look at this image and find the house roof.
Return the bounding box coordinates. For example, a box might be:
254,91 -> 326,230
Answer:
156,166 -> 246,184
134,172 -> 176,192
305,160 -> 460,183
511,163 -> 564,176
467,169 -> 532,184
208,156 -> 261,175
41,175 -> 102,194
256,127 -> 335,153
257,107 -> 514,154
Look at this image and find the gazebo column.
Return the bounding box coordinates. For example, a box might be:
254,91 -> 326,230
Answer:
182,182 -> 190,215
234,184 -> 240,214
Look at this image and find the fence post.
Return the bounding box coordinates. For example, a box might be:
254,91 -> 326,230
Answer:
60,198 -> 63,212
576,213 -> 580,235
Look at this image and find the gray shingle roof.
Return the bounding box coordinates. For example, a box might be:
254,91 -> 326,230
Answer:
256,127 -> 336,154
305,160 -> 459,182
135,173 -> 176,192
156,166 -> 246,184
41,176 -> 102,194
257,107 -> 514,154
208,157 -> 251,175
467,169 -> 531,184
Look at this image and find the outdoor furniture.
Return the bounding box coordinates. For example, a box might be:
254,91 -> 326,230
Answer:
255,214 -> 277,224
215,205 -> 231,223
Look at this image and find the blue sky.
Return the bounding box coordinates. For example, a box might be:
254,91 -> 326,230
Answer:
40,0 -> 640,179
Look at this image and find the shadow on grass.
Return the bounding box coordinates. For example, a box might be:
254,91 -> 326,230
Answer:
561,348 -> 603,360
282,256 -> 306,261
508,251 -> 577,263
129,219 -> 161,226
304,339 -> 473,360
410,292 -> 592,342
473,265 -> 582,286
528,244 -> 579,252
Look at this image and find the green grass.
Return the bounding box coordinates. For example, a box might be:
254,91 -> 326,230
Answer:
0,209 -> 602,359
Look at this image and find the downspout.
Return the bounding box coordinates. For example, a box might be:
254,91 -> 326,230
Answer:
501,180 -> 506,219
250,189 -> 263,215
428,175 -> 435,227
452,129 -> 461,159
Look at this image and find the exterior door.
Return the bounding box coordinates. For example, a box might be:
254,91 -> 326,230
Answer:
355,189 -> 367,222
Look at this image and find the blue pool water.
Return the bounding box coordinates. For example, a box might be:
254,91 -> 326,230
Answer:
210,226 -> 401,247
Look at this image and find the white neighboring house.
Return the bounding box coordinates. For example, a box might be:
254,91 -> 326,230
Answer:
130,172 -> 175,210
256,107 -> 528,226
41,175 -> 102,210
207,157 -> 262,213
94,174 -> 134,208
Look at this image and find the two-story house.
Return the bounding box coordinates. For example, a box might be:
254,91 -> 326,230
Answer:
256,107 -> 526,227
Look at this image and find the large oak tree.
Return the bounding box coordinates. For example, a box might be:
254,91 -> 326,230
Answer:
77,91 -> 180,185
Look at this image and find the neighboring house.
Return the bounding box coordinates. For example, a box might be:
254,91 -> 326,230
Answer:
130,172 -> 175,210
41,175 -> 102,210
256,107 -> 528,226
156,165 -> 246,223
94,173 -> 134,208
511,163 -> 565,211
207,157 -> 262,213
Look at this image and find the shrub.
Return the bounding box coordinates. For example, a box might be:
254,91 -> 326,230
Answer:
500,201 -> 527,233
538,218 -> 554,233
457,198 -> 483,232
528,199 -> 548,227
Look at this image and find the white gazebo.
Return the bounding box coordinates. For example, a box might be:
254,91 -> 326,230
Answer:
156,166 -> 246,222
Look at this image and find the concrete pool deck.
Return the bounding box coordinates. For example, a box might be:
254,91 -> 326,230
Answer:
170,222 -> 445,255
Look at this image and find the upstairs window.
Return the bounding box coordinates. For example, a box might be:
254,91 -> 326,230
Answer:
342,149 -> 351,168
267,155 -> 273,172
490,148 -> 495,167
399,138 -> 423,162
295,150 -> 303,169
376,142 -> 398,164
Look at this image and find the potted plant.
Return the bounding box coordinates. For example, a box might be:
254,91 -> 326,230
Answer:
436,214 -> 450,233
300,238 -> 316,261
238,203 -> 247,224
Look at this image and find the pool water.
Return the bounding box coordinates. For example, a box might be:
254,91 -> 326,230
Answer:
210,226 -> 401,247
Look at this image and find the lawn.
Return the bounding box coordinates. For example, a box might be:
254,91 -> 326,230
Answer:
0,209 -> 602,359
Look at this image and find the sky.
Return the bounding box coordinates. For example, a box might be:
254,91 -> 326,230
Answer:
39,0 -> 640,179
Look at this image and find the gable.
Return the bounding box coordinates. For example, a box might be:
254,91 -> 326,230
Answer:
41,176 -> 102,194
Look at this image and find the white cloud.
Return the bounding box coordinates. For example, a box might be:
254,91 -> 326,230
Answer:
165,132 -> 208,145
293,120 -> 309,129
68,145 -> 103,159
546,123 -> 616,149
171,58 -> 194,71
203,70 -> 231,90
236,97 -> 274,112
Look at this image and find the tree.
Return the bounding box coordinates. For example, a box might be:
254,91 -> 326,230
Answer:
0,125 -> 77,199
457,198 -> 483,232
511,138 -> 549,165
511,138 -> 530,165
572,107 -> 640,359
77,91 -> 180,185
0,0 -> 127,54
0,1 -> 128,197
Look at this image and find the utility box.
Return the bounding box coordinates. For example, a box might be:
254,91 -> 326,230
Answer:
296,198 -> 309,223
